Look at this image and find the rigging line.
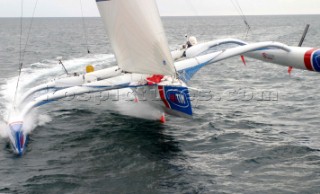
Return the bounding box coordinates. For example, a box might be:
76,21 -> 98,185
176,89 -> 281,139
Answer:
230,0 -> 251,39
12,0 -> 24,111
230,0 -> 241,16
8,0 -> 24,123
184,0 -> 198,39
235,0 -> 251,31
13,0 -> 38,104
185,0 -> 199,16
79,0 -> 90,54
231,0 -> 247,22
230,0 -> 247,23
18,0 -> 24,68
235,0 -> 247,20
21,0 -> 39,63
11,0 -> 38,118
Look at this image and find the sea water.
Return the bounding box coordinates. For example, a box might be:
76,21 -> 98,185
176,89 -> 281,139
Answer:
0,16 -> 320,193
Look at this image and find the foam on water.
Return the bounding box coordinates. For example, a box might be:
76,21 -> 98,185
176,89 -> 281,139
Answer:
0,54 -> 116,138
80,89 -> 163,121
116,101 -> 163,121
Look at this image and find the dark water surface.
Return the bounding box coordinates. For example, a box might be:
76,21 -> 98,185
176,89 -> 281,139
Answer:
1,16 -> 320,193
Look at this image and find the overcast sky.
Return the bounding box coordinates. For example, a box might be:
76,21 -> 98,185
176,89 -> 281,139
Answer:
0,0 -> 320,17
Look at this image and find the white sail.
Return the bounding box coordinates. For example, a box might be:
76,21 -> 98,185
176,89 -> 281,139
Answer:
96,0 -> 176,76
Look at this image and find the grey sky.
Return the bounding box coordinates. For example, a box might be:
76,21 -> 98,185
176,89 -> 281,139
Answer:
0,0 -> 319,17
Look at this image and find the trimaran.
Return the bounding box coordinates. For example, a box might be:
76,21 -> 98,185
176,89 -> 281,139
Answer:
6,0 -> 320,155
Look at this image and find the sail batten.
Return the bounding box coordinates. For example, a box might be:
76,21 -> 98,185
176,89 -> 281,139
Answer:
96,0 -> 176,76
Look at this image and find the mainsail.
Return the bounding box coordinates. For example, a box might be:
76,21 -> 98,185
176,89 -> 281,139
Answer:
96,0 -> 176,76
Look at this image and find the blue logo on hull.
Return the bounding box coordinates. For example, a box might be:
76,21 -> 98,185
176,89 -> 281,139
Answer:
164,86 -> 192,116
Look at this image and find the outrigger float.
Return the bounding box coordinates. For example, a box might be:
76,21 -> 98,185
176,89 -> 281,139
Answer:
6,0 -> 320,155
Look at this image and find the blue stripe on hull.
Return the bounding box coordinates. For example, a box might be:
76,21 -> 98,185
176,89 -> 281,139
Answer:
178,62 -> 208,83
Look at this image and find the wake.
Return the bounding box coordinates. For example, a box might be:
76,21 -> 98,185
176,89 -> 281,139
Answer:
0,54 -> 116,139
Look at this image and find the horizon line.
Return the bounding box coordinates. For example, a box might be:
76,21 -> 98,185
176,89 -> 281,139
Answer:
0,13 -> 320,18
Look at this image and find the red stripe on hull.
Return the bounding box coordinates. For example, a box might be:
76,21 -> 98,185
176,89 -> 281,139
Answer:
304,48 -> 317,71
158,86 -> 170,108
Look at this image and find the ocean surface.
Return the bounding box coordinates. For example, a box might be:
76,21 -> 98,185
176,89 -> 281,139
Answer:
1,15 -> 320,193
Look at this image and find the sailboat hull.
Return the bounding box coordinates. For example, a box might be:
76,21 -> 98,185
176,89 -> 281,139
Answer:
8,122 -> 27,155
133,84 -> 193,118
